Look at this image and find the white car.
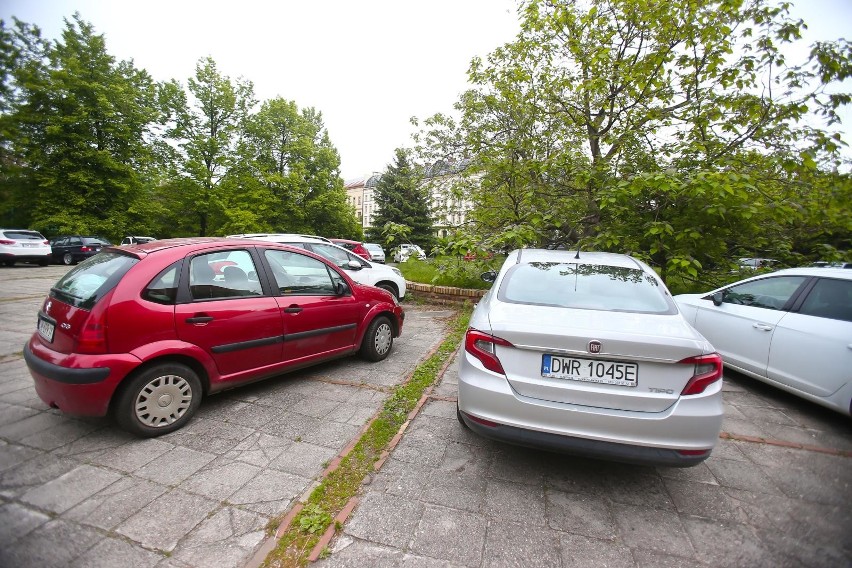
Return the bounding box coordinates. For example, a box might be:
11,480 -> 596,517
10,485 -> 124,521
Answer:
364,243 -> 386,263
675,267 -> 852,416
457,249 -> 723,467
0,229 -> 52,267
120,236 -> 156,245
228,234 -> 406,299
393,243 -> 426,262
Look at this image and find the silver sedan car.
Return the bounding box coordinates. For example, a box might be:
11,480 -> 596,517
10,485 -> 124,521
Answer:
457,249 -> 723,467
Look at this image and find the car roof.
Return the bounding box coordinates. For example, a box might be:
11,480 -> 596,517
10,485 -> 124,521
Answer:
227,233 -> 330,243
330,238 -> 361,245
759,267 -> 852,280
510,249 -> 647,270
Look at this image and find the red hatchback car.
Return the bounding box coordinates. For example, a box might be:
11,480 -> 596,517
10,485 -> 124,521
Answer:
330,239 -> 372,261
24,238 -> 404,437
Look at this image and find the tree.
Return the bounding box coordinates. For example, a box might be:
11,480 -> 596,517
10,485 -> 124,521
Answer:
416,0 -> 852,282
0,14 -> 160,236
161,57 -> 255,236
227,98 -> 361,237
371,148 -> 434,251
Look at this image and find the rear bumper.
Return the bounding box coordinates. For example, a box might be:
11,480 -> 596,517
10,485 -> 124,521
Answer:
1,252 -> 51,262
457,352 -> 723,467
24,337 -> 141,416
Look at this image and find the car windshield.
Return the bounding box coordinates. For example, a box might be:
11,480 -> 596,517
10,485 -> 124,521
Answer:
51,252 -> 138,309
365,244 -> 382,251
499,262 -> 675,314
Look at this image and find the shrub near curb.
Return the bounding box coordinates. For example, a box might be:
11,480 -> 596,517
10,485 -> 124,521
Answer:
260,306 -> 471,568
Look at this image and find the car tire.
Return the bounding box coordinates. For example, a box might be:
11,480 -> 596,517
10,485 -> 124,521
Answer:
3,260 -> 14,267
114,363 -> 202,437
62,253 -> 75,265
377,283 -> 399,299
360,316 -> 394,362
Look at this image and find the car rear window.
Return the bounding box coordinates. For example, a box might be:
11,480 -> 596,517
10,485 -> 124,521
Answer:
51,252 -> 139,310
3,230 -> 45,240
82,237 -> 111,246
499,262 -> 676,314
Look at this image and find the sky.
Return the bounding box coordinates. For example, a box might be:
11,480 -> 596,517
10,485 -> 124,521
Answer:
1,0 -> 850,180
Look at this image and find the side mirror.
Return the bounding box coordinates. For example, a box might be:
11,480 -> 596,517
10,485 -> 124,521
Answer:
712,292 -> 724,306
346,260 -> 362,271
481,270 -> 497,283
335,281 -> 350,296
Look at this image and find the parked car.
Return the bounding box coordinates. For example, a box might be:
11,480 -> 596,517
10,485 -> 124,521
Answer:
229,234 -> 407,299
234,233 -> 332,243
457,249 -> 723,467
49,235 -> 112,265
364,243 -> 386,263
24,237 -> 404,437
0,229 -> 51,267
120,236 -> 156,245
675,267 -> 852,416
393,243 -> 427,262
330,238 -> 372,261
738,257 -> 778,270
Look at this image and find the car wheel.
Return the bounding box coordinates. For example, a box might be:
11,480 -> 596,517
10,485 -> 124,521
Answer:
377,283 -> 399,299
360,316 -> 394,362
3,260 -> 14,267
62,253 -> 75,265
114,363 -> 202,437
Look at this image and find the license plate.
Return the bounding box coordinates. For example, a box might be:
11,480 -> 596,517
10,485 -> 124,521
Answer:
38,317 -> 55,342
542,354 -> 638,387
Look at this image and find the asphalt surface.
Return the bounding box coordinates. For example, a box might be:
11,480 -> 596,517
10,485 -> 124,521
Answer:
1,264 -> 850,567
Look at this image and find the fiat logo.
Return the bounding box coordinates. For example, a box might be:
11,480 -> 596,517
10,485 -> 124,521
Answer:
588,340 -> 602,354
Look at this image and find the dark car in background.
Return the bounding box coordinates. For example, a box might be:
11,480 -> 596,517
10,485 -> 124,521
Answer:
50,236 -> 112,265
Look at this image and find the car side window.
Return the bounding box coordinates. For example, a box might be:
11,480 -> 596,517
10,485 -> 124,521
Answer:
307,243 -> 355,267
264,249 -> 337,295
189,250 -> 261,300
720,276 -> 807,310
798,278 -> 852,322
143,262 -> 181,305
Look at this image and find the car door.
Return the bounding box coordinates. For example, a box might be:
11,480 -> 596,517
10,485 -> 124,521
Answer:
262,248 -> 363,364
692,275 -> 809,376
175,249 -> 284,381
767,277 -> 852,396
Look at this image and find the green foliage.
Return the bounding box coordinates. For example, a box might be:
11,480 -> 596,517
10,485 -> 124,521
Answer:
414,0 -> 852,283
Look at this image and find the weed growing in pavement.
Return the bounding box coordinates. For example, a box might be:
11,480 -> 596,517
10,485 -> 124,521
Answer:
261,307 -> 470,568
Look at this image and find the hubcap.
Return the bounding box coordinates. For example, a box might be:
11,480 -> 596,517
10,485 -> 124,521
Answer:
134,374 -> 192,427
374,323 -> 392,355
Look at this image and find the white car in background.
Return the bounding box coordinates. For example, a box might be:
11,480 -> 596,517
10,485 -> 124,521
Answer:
393,243 -> 426,262
675,267 -> 852,416
0,229 -> 52,267
457,249 -> 723,467
228,234 -> 406,299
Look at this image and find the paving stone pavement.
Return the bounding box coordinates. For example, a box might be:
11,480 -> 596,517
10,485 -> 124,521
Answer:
0,264 -> 456,568
315,352 -> 852,568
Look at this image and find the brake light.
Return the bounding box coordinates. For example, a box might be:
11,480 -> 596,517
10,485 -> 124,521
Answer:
464,328 -> 512,374
679,353 -> 723,395
76,290 -> 113,354
0,239 -> 15,245
80,246 -> 92,252
42,240 -> 49,245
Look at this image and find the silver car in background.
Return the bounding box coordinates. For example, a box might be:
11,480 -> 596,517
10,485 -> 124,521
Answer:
457,249 -> 723,467
364,243 -> 386,263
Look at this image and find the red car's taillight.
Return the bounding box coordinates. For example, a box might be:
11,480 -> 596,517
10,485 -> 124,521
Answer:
679,353 -> 723,395
76,290 -> 113,354
464,328 -> 512,374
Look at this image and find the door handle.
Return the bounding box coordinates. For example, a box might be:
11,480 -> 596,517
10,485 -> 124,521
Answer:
284,306 -> 303,314
186,316 -> 214,324
752,323 -> 773,331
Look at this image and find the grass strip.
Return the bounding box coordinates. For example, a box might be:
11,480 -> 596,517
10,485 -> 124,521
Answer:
262,306 -> 471,568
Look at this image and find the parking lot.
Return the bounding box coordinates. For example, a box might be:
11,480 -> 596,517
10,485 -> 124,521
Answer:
1,264 -> 850,567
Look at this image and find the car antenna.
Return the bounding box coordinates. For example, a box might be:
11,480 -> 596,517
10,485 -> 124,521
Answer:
574,247 -> 581,260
